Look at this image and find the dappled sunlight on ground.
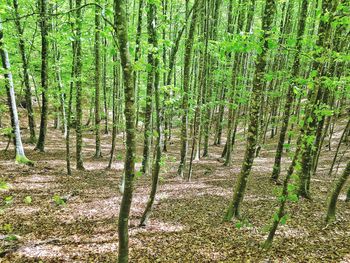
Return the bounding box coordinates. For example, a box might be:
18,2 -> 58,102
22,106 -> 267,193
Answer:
1,125 -> 349,261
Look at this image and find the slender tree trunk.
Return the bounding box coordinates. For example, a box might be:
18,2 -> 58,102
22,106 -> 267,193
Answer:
133,0 -> 144,127
328,117 -> 350,177
65,0 -> 75,175
225,0 -> 276,221
94,0 -> 102,158
0,20 -> 33,165
13,0 -> 36,143
35,0 -> 49,152
103,30 -> 109,135
298,0 -> 337,198
271,0 -> 308,182
264,134 -> 303,247
108,54 -> 120,169
75,0 -> 84,170
140,1 -> 162,226
141,6 -> 156,175
325,160 -> 350,223
114,0 -> 136,261
178,0 -> 202,178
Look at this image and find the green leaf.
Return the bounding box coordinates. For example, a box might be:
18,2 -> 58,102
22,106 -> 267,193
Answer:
4,196 -> 13,205
0,181 -> 9,190
24,196 -> 32,204
53,194 -> 66,206
5,234 -> 18,241
288,194 -> 299,202
280,214 -> 289,225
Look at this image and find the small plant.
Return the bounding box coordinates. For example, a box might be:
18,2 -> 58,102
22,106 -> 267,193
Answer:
235,219 -> 252,229
24,196 -> 32,204
0,181 -> 9,190
52,194 -> 66,206
1,223 -> 14,233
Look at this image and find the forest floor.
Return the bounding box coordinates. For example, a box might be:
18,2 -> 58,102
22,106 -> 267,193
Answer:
0,117 -> 350,262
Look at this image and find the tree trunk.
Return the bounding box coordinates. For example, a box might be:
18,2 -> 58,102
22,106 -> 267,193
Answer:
13,0 -> 36,143
94,0 -> 102,158
0,20 -> 33,166
75,0 -> 84,170
114,0 -> 137,261
35,0 -> 49,152
140,1 -> 162,226
325,160 -> 350,223
271,0 -> 308,182
225,0 -> 276,221
178,0 -> 202,178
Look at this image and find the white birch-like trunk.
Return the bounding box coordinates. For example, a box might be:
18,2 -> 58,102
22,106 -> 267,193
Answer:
0,19 -> 31,164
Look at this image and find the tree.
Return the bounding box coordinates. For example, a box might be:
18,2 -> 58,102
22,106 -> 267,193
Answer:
140,0 -> 162,226
325,160 -> 350,223
225,0 -> 276,221
0,19 -> 33,165
75,0 -> 84,170
178,0 -> 201,178
271,0 -> 308,182
94,0 -> 102,158
35,0 -> 48,152
12,0 -> 36,143
114,0 -> 137,261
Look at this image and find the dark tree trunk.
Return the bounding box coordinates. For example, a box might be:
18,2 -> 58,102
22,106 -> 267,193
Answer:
35,0 -> 49,152
75,0 -> 84,170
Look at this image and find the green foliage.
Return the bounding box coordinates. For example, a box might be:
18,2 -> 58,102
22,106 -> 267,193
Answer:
1,223 -> 14,233
52,194 -> 66,206
23,196 -> 32,204
0,181 -> 9,190
4,196 -> 13,205
235,219 -> 252,229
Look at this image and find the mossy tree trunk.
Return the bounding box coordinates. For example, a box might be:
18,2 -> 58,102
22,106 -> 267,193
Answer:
114,0 -> 137,261
225,0 -> 276,221
141,3 -> 156,175
325,160 -> 350,223
178,0 -> 201,178
298,0 -> 338,198
271,0 -> 308,182
140,1 -> 162,226
133,0 -> 144,127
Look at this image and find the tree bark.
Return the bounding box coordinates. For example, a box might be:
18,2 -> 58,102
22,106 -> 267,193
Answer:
13,0 -> 36,143
0,19 -> 33,165
35,0 -> 49,152
271,0 -> 308,182
225,0 -> 276,220
325,160 -> 350,222
114,0 -> 137,261
140,1 -> 162,226
75,0 -> 84,170
178,0 -> 202,178
94,0 -> 102,158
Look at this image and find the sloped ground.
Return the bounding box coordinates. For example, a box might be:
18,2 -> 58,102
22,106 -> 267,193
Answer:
0,120 -> 349,262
